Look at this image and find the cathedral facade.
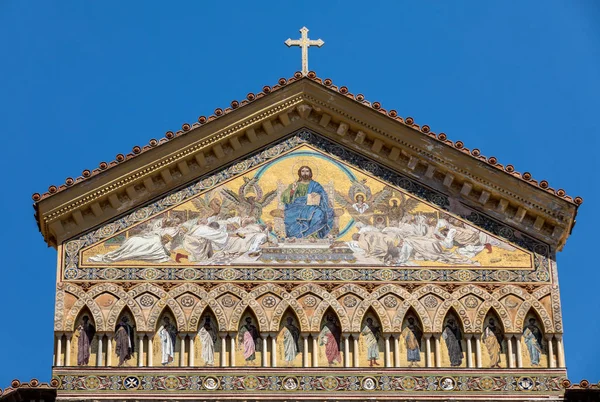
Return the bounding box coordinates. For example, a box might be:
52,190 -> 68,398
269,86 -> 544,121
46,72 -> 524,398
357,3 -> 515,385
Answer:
30,72 -> 582,401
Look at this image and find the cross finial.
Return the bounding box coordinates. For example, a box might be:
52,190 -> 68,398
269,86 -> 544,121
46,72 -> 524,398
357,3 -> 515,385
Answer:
285,27 -> 324,76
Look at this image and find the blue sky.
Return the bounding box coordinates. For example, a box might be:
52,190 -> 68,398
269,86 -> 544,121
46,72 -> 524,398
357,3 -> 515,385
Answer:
1,0 -> 598,386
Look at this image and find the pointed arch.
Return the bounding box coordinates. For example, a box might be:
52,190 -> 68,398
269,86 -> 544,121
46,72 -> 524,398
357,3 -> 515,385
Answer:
71,306 -> 97,333
270,298 -> 310,333
228,299 -> 268,332
351,298 -> 392,333
107,301 -> 146,333
477,305 -> 509,334
474,300 -> 513,333
147,295 -> 186,332
392,298 -> 433,332
434,300 -> 472,333
188,299 -> 227,332
63,288 -> 104,332
310,295 -> 349,332
236,306 -> 264,333
515,302 -> 552,333
276,307 -> 303,334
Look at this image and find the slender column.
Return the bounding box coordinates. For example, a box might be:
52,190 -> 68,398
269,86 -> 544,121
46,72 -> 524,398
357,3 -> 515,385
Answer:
343,334 -> 350,367
466,335 -> 473,368
180,335 -> 187,366
506,334 -> 514,368
425,334 -> 432,368
385,335 -> 392,367
230,334 -> 236,367
312,334 -> 319,367
394,335 -> 400,368
353,335 -> 359,368
138,335 -> 144,367
556,335 -> 565,368
515,334 -> 523,368
96,334 -> 104,367
106,335 -> 113,367
220,333 -> 227,367
65,335 -> 72,366
547,334 -> 555,368
262,336 -> 268,367
189,335 -> 195,367
434,334 -> 441,368
302,334 -> 309,367
271,334 -> 277,367
56,333 -> 63,367
147,336 -> 153,367
475,335 -> 482,368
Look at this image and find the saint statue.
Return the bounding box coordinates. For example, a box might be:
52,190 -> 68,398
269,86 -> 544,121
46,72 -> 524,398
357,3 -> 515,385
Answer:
158,317 -> 177,365
281,166 -> 334,239
442,318 -> 463,367
361,317 -> 381,367
198,316 -> 218,366
400,317 -> 422,367
523,318 -> 544,366
115,316 -> 135,366
238,317 -> 261,365
482,318 -> 503,368
76,315 -> 95,366
282,317 -> 301,366
318,314 -> 342,366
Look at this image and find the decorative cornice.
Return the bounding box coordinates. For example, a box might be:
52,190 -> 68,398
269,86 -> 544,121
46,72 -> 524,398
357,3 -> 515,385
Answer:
32,72 -> 583,205
32,73 -> 581,250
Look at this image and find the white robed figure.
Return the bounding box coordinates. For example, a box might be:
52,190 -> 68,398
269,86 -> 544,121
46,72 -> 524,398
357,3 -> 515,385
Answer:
361,317 -> 381,367
198,316 -> 218,366
158,317 -> 177,365
89,218 -> 180,263
282,317 -> 300,365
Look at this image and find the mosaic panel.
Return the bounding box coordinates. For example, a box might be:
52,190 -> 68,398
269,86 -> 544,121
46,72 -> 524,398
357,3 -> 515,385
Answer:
62,131 -> 552,283
53,370 -> 565,395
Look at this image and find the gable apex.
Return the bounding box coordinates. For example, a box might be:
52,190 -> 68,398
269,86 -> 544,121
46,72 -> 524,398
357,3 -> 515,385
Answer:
33,72 -> 581,250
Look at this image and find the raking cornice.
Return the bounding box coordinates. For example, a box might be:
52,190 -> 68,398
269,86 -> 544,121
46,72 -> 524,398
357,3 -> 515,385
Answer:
33,73 -> 580,250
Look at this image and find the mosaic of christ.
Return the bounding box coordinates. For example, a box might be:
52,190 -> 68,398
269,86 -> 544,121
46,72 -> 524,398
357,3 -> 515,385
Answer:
81,146 -> 532,268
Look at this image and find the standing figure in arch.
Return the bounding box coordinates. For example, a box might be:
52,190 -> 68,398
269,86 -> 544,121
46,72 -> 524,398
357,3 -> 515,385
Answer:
282,316 -> 301,366
400,316 -> 422,367
76,315 -> 96,366
523,318 -> 544,366
198,316 -> 217,366
319,314 -> 342,366
115,316 -> 135,366
238,316 -> 261,365
442,318 -> 463,367
280,166 -> 334,239
482,318 -> 503,368
158,317 -> 177,365
361,317 -> 381,367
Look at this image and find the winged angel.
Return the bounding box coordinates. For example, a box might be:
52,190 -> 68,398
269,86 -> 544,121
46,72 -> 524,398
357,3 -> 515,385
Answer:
334,179 -> 392,224
220,177 -> 278,220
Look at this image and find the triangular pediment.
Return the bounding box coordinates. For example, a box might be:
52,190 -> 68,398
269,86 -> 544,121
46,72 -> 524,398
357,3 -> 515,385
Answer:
35,75 -> 579,250
60,133 -> 552,284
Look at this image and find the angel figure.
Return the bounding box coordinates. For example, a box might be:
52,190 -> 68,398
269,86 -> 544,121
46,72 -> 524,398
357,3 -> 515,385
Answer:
334,179 -> 392,225
189,194 -> 223,221
221,177 -> 278,220
376,193 -> 420,226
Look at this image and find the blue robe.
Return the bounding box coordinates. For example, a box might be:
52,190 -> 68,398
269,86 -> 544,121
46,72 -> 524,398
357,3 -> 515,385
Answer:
283,180 -> 334,239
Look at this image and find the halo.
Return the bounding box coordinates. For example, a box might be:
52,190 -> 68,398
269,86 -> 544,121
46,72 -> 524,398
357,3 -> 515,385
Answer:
389,197 -> 401,206
354,192 -> 366,202
291,159 -> 319,180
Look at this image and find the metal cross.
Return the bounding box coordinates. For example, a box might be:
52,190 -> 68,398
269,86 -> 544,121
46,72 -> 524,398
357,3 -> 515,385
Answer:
285,27 -> 324,76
